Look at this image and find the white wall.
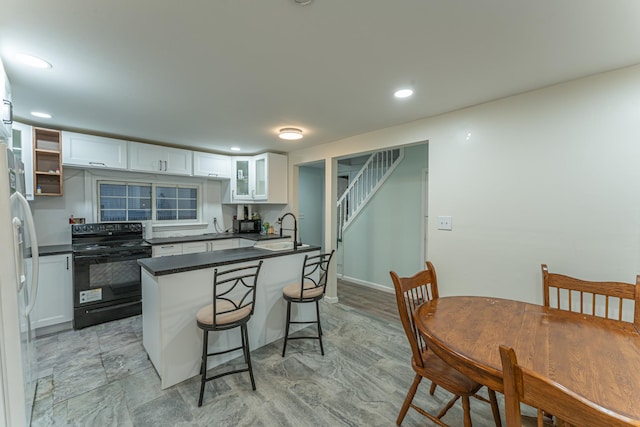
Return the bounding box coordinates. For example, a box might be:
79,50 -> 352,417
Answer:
289,64 -> 640,302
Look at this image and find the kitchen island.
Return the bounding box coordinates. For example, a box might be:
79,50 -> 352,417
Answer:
138,245 -> 320,389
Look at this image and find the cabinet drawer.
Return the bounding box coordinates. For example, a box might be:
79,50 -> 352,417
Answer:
152,244 -> 183,257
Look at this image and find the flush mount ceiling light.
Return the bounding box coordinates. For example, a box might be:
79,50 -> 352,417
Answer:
394,88 -> 414,99
30,111 -> 52,119
14,53 -> 52,69
279,128 -> 303,140
294,0 -> 313,5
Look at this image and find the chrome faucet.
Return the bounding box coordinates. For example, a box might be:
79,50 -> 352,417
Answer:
278,212 -> 299,250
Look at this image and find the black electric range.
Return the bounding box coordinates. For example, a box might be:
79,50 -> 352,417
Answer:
71,222 -> 151,329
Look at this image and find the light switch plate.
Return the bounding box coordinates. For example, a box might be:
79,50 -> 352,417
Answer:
437,216 -> 452,231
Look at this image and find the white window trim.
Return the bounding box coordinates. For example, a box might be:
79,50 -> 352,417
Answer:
90,174 -> 204,225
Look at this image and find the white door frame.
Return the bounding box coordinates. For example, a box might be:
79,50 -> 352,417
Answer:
420,168 -> 429,266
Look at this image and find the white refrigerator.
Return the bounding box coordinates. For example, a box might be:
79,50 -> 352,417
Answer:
0,142 -> 40,427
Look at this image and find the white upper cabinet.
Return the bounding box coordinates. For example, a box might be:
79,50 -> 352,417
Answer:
128,141 -> 192,175
192,151 -> 231,179
62,131 -> 128,170
230,153 -> 287,203
11,122 -> 34,200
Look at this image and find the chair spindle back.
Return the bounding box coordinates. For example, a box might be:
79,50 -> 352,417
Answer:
390,261 -> 439,368
542,264 -> 640,327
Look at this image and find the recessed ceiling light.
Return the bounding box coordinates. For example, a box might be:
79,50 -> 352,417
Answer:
14,53 -> 52,69
279,128 -> 303,140
394,88 -> 414,99
230,147 -> 241,152
30,111 -> 52,119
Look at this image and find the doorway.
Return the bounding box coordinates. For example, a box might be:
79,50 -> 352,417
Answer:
297,162 -> 325,250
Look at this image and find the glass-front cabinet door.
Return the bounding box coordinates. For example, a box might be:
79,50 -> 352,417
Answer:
253,154 -> 267,200
11,122 -> 34,200
233,158 -> 250,199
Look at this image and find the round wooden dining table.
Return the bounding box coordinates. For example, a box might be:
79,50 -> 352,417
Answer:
414,296 -> 640,421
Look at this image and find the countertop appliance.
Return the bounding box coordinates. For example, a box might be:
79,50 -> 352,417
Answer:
233,218 -> 261,234
0,143 -> 40,427
71,222 -> 151,329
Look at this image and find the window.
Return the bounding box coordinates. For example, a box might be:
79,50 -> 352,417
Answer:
156,186 -> 198,221
99,183 -> 152,222
98,181 -> 199,223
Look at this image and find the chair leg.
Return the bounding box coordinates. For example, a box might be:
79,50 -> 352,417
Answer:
488,388 -> 501,427
197,329 -> 209,407
396,374 -> 422,426
282,300 -> 292,357
316,300 -> 324,356
462,395 -> 472,427
241,323 -> 256,390
429,382 -> 437,395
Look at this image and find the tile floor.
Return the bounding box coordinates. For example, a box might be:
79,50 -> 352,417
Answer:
31,301 -> 512,426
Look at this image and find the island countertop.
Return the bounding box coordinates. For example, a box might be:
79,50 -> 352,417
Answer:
138,245 -> 320,276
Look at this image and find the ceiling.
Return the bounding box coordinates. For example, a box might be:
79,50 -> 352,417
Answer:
1,1 -> 639,156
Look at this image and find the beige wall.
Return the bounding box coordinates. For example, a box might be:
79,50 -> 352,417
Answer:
289,64 -> 640,302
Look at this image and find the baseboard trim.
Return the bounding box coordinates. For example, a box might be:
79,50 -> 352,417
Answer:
323,296 -> 339,304
340,276 -> 394,294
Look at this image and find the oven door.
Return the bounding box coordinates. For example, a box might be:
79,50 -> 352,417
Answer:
72,249 -> 150,328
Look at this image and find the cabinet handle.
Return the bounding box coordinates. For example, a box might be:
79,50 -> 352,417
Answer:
66,256 -> 69,270
160,245 -> 174,249
208,173 -> 218,177
89,162 -> 106,167
3,99 -> 13,124
164,160 -> 168,171
158,160 -> 162,171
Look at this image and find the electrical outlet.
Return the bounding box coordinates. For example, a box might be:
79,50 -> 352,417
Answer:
437,216 -> 452,231
213,217 -> 217,223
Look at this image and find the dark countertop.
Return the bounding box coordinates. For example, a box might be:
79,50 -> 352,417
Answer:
145,233 -> 290,246
39,244 -> 73,256
138,245 -> 319,277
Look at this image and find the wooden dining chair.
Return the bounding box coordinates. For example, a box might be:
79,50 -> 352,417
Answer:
499,345 -> 640,427
390,262 -> 501,427
541,264 -> 640,327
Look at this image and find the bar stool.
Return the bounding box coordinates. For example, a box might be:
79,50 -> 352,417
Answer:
196,260 -> 263,407
281,250 -> 335,357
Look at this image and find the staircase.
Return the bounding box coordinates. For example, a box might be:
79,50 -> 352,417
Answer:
337,148 -> 404,241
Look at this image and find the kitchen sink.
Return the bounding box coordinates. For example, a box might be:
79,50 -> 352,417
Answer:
258,242 -> 310,251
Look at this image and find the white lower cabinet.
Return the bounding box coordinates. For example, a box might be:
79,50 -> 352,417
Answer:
152,238 -> 244,257
31,253 -> 73,330
152,244 -> 183,257
182,242 -> 207,254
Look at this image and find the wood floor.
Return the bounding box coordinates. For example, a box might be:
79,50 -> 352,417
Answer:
337,278 -> 399,324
